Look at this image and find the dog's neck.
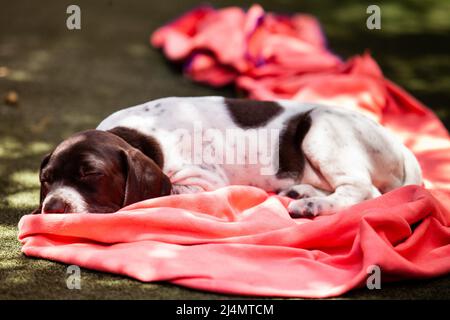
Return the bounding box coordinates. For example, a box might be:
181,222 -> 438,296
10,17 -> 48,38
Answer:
107,126 -> 164,168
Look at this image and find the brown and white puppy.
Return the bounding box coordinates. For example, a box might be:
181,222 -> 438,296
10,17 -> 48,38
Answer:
33,96 -> 422,217
33,128 -> 171,214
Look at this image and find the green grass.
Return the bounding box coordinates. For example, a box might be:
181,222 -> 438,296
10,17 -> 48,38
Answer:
0,0 -> 449,299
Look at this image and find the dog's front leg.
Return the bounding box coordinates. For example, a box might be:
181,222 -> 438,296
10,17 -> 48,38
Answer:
169,165 -> 229,195
171,184 -> 206,194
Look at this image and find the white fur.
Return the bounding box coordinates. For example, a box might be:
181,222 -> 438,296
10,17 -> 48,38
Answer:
42,185 -> 88,213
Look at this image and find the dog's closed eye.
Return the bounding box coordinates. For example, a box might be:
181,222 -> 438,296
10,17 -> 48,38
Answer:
79,170 -> 104,180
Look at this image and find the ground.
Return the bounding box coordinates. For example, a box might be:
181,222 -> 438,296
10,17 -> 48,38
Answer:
1,0 -> 449,299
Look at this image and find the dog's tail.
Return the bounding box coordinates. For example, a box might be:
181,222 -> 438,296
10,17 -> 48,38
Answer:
402,145 -> 423,186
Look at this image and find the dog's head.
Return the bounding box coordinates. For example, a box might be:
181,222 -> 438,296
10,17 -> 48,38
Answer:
32,127 -> 171,214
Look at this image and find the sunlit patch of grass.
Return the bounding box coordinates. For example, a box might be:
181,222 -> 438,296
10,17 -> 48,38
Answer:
382,54 -> 450,101
7,50 -> 51,83
10,170 -> 40,189
126,43 -> 150,58
425,1 -> 450,32
379,2 -> 423,34
6,190 -> 39,208
0,226 -> 16,242
0,226 -> 22,270
324,0 -> 450,38
8,69 -> 32,82
379,0 -> 450,34
0,227 -> 64,287
61,113 -> 99,129
26,50 -> 51,73
333,3 -> 366,24
0,259 -> 22,270
28,142 -> 52,155
0,137 -> 52,159
0,136 -> 22,159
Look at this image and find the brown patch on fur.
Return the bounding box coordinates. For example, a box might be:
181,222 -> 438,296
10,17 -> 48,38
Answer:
225,98 -> 283,128
277,111 -> 313,180
108,126 -> 164,168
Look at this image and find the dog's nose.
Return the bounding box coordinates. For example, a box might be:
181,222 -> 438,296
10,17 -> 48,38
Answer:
43,197 -> 69,214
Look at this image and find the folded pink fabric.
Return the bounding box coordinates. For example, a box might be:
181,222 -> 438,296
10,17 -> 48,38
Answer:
18,4 -> 450,298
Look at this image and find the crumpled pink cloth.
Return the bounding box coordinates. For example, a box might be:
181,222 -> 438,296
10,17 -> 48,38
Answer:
18,4 -> 450,298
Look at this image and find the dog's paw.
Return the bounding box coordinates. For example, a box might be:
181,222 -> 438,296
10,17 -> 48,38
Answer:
287,197 -> 334,218
278,184 -> 321,200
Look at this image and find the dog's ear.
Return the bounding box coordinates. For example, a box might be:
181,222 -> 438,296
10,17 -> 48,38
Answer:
108,127 -> 164,168
121,148 -> 172,207
31,153 -> 52,214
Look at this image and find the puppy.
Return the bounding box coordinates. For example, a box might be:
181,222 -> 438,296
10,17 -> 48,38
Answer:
33,96 -> 422,217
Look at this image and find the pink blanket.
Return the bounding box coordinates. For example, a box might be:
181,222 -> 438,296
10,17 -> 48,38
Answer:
18,5 -> 450,298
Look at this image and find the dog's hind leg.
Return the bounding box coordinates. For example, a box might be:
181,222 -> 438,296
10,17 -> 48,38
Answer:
286,111 -> 380,218
278,184 -> 330,199
286,181 -> 374,218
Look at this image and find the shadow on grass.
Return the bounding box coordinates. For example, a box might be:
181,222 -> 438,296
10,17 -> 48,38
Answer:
0,255 -> 242,300
2,253 -> 449,299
